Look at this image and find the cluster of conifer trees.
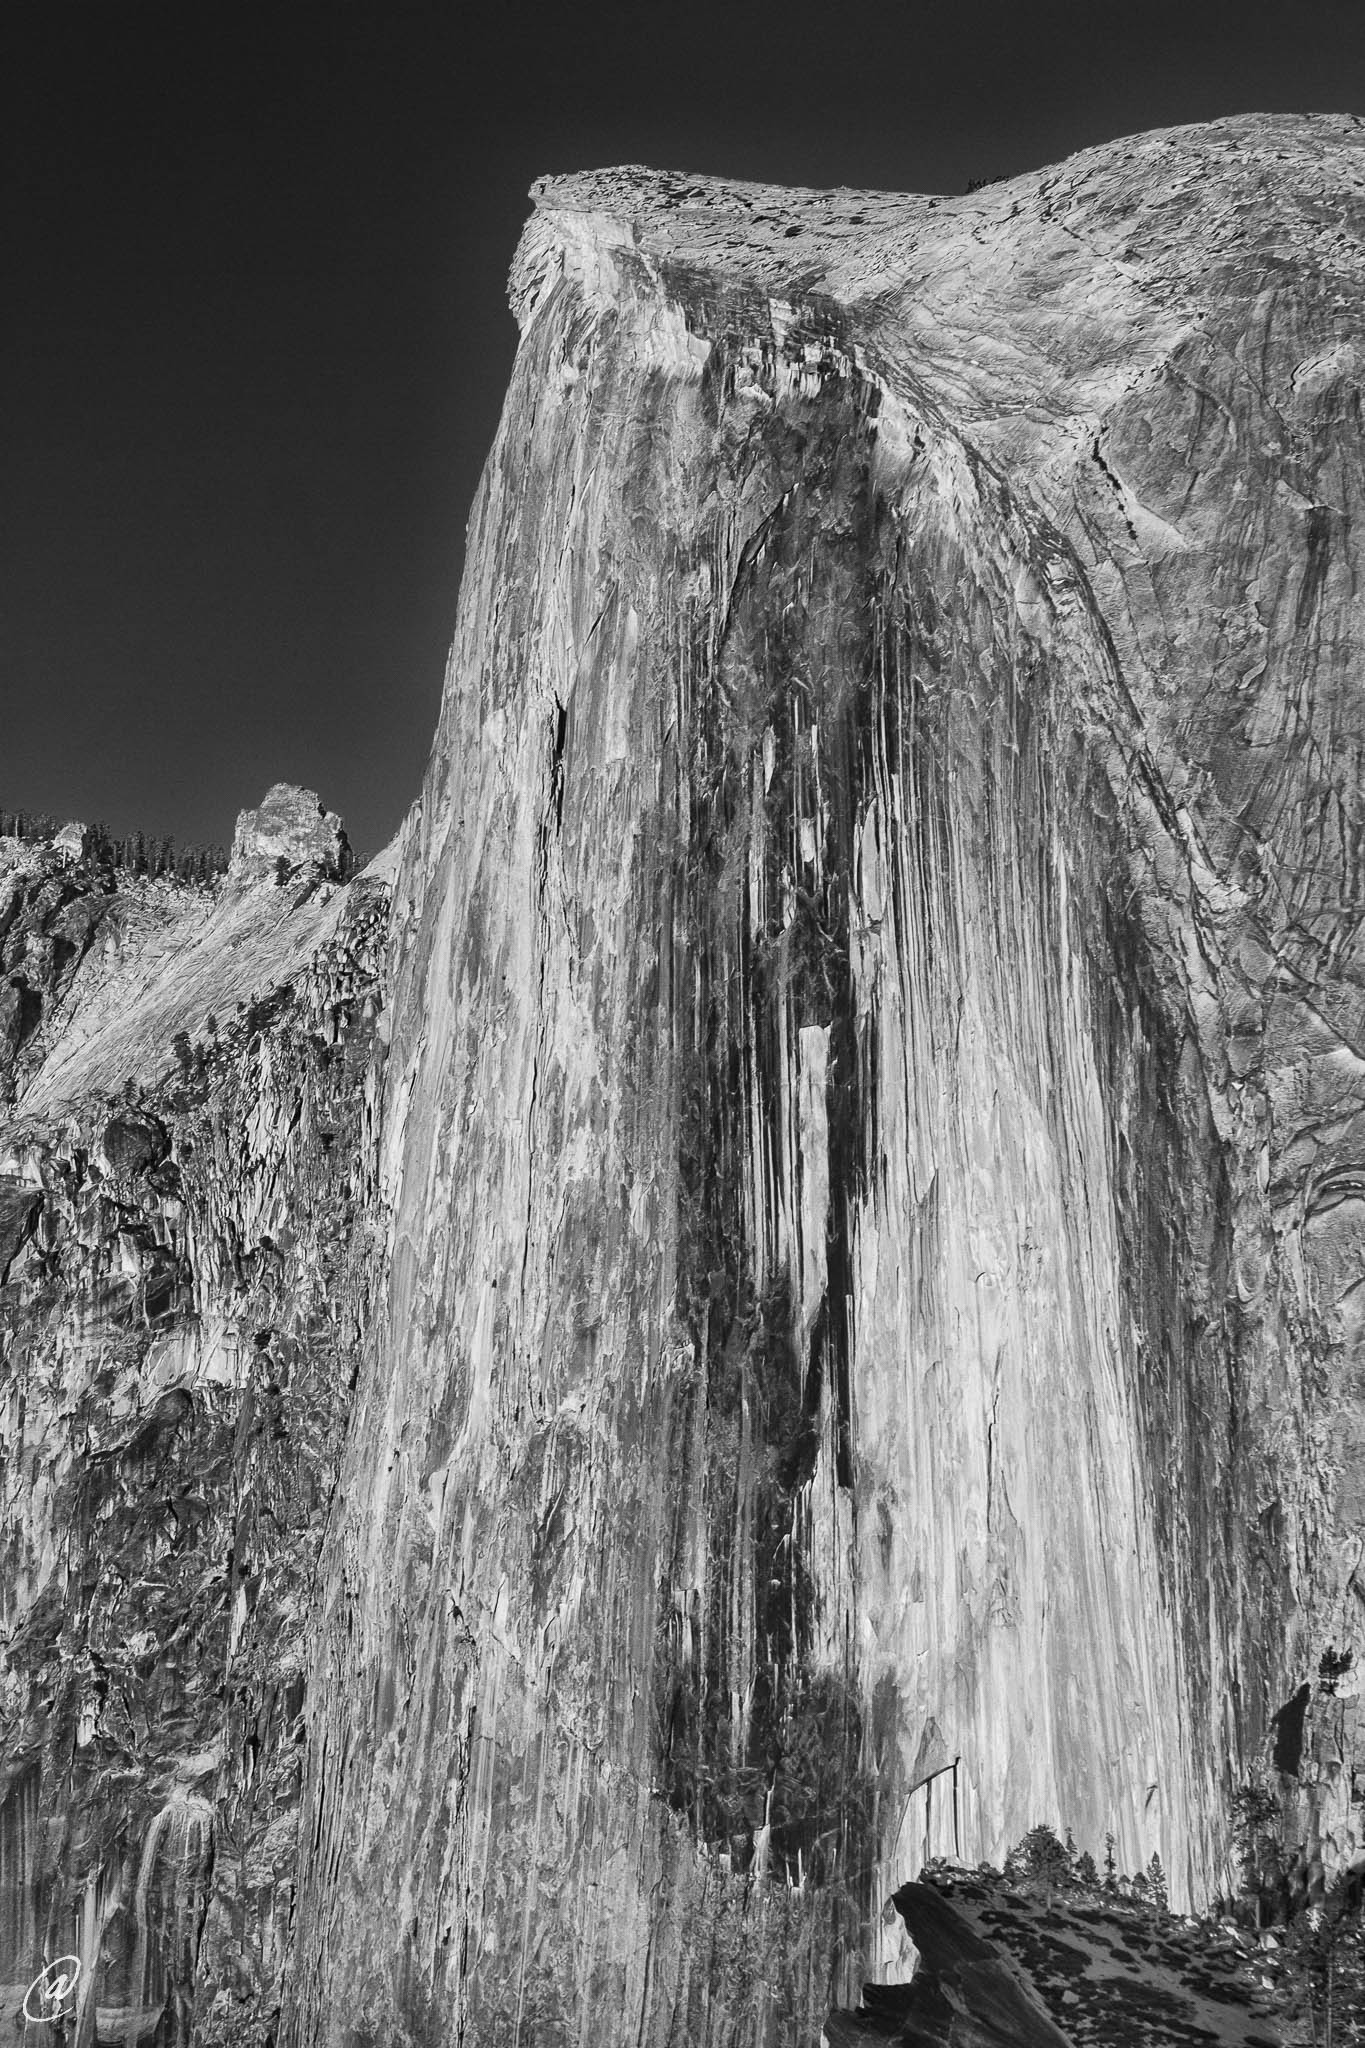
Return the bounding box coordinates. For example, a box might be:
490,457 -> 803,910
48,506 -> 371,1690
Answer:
998,1820 -> 1169,1908
988,1809 -> 1365,2042
0,809 -> 228,885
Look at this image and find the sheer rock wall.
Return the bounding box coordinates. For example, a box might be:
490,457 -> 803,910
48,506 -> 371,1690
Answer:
4,109 -> 1365,2048
288,113 -> 1365,2046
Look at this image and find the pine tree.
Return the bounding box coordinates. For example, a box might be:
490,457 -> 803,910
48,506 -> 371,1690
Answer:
1232,1777 -> 1281,1924
1006,1824 -> 1071,1904
1147,1852 -> 1168,1912
1104,1832 -> 1117,1891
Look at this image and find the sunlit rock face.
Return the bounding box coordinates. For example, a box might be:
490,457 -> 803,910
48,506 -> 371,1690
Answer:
282,112 -> 1365,2046
0,808 -> 391,2042
6,113 -> 1365,2048
230,785 -> 354,887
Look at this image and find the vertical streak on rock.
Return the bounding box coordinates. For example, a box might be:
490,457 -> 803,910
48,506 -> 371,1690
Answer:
7,125 -> 1362,2045
290,235 -> 1211,2041
844,418 -> 1197,1912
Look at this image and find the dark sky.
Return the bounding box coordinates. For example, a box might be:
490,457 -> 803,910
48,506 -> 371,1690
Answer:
5,3 -> 1363,859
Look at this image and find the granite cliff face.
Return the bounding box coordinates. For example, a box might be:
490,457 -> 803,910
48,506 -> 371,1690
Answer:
5,111 -> 1365,2046
290,112 -> 1365,2046
0,793 -> 391,2042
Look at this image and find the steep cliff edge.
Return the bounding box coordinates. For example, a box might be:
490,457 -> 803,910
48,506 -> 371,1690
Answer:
6,110 -> 1365,2048
286,112 -> 1365,2046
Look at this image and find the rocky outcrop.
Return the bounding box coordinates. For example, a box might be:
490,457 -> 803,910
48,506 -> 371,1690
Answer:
0,805 -> 391,2042
230,788 -> 353,887
0,836 -> 116,1105
283,111 -> 1365,2046
826,1884 -> 1076,2047
828,1871 -> 1283,2046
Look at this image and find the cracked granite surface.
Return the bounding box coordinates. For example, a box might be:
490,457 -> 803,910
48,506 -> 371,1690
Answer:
4,112 -> 1365,2045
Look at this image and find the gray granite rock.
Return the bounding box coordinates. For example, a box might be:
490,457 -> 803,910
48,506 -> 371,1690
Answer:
289,112 -> 1365,2046
6,109 -> 1365,2048
230,785 -> 353,885
0,834 -> 391,2044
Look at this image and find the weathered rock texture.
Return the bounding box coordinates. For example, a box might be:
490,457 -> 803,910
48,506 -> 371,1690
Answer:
231,787 -> 353,887
287,111 -> 1365,2045
5,108 -> 1365,2047
0,810 -> 391,2042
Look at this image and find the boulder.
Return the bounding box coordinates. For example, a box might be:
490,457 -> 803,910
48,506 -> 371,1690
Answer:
100,1110 -> 168,1180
